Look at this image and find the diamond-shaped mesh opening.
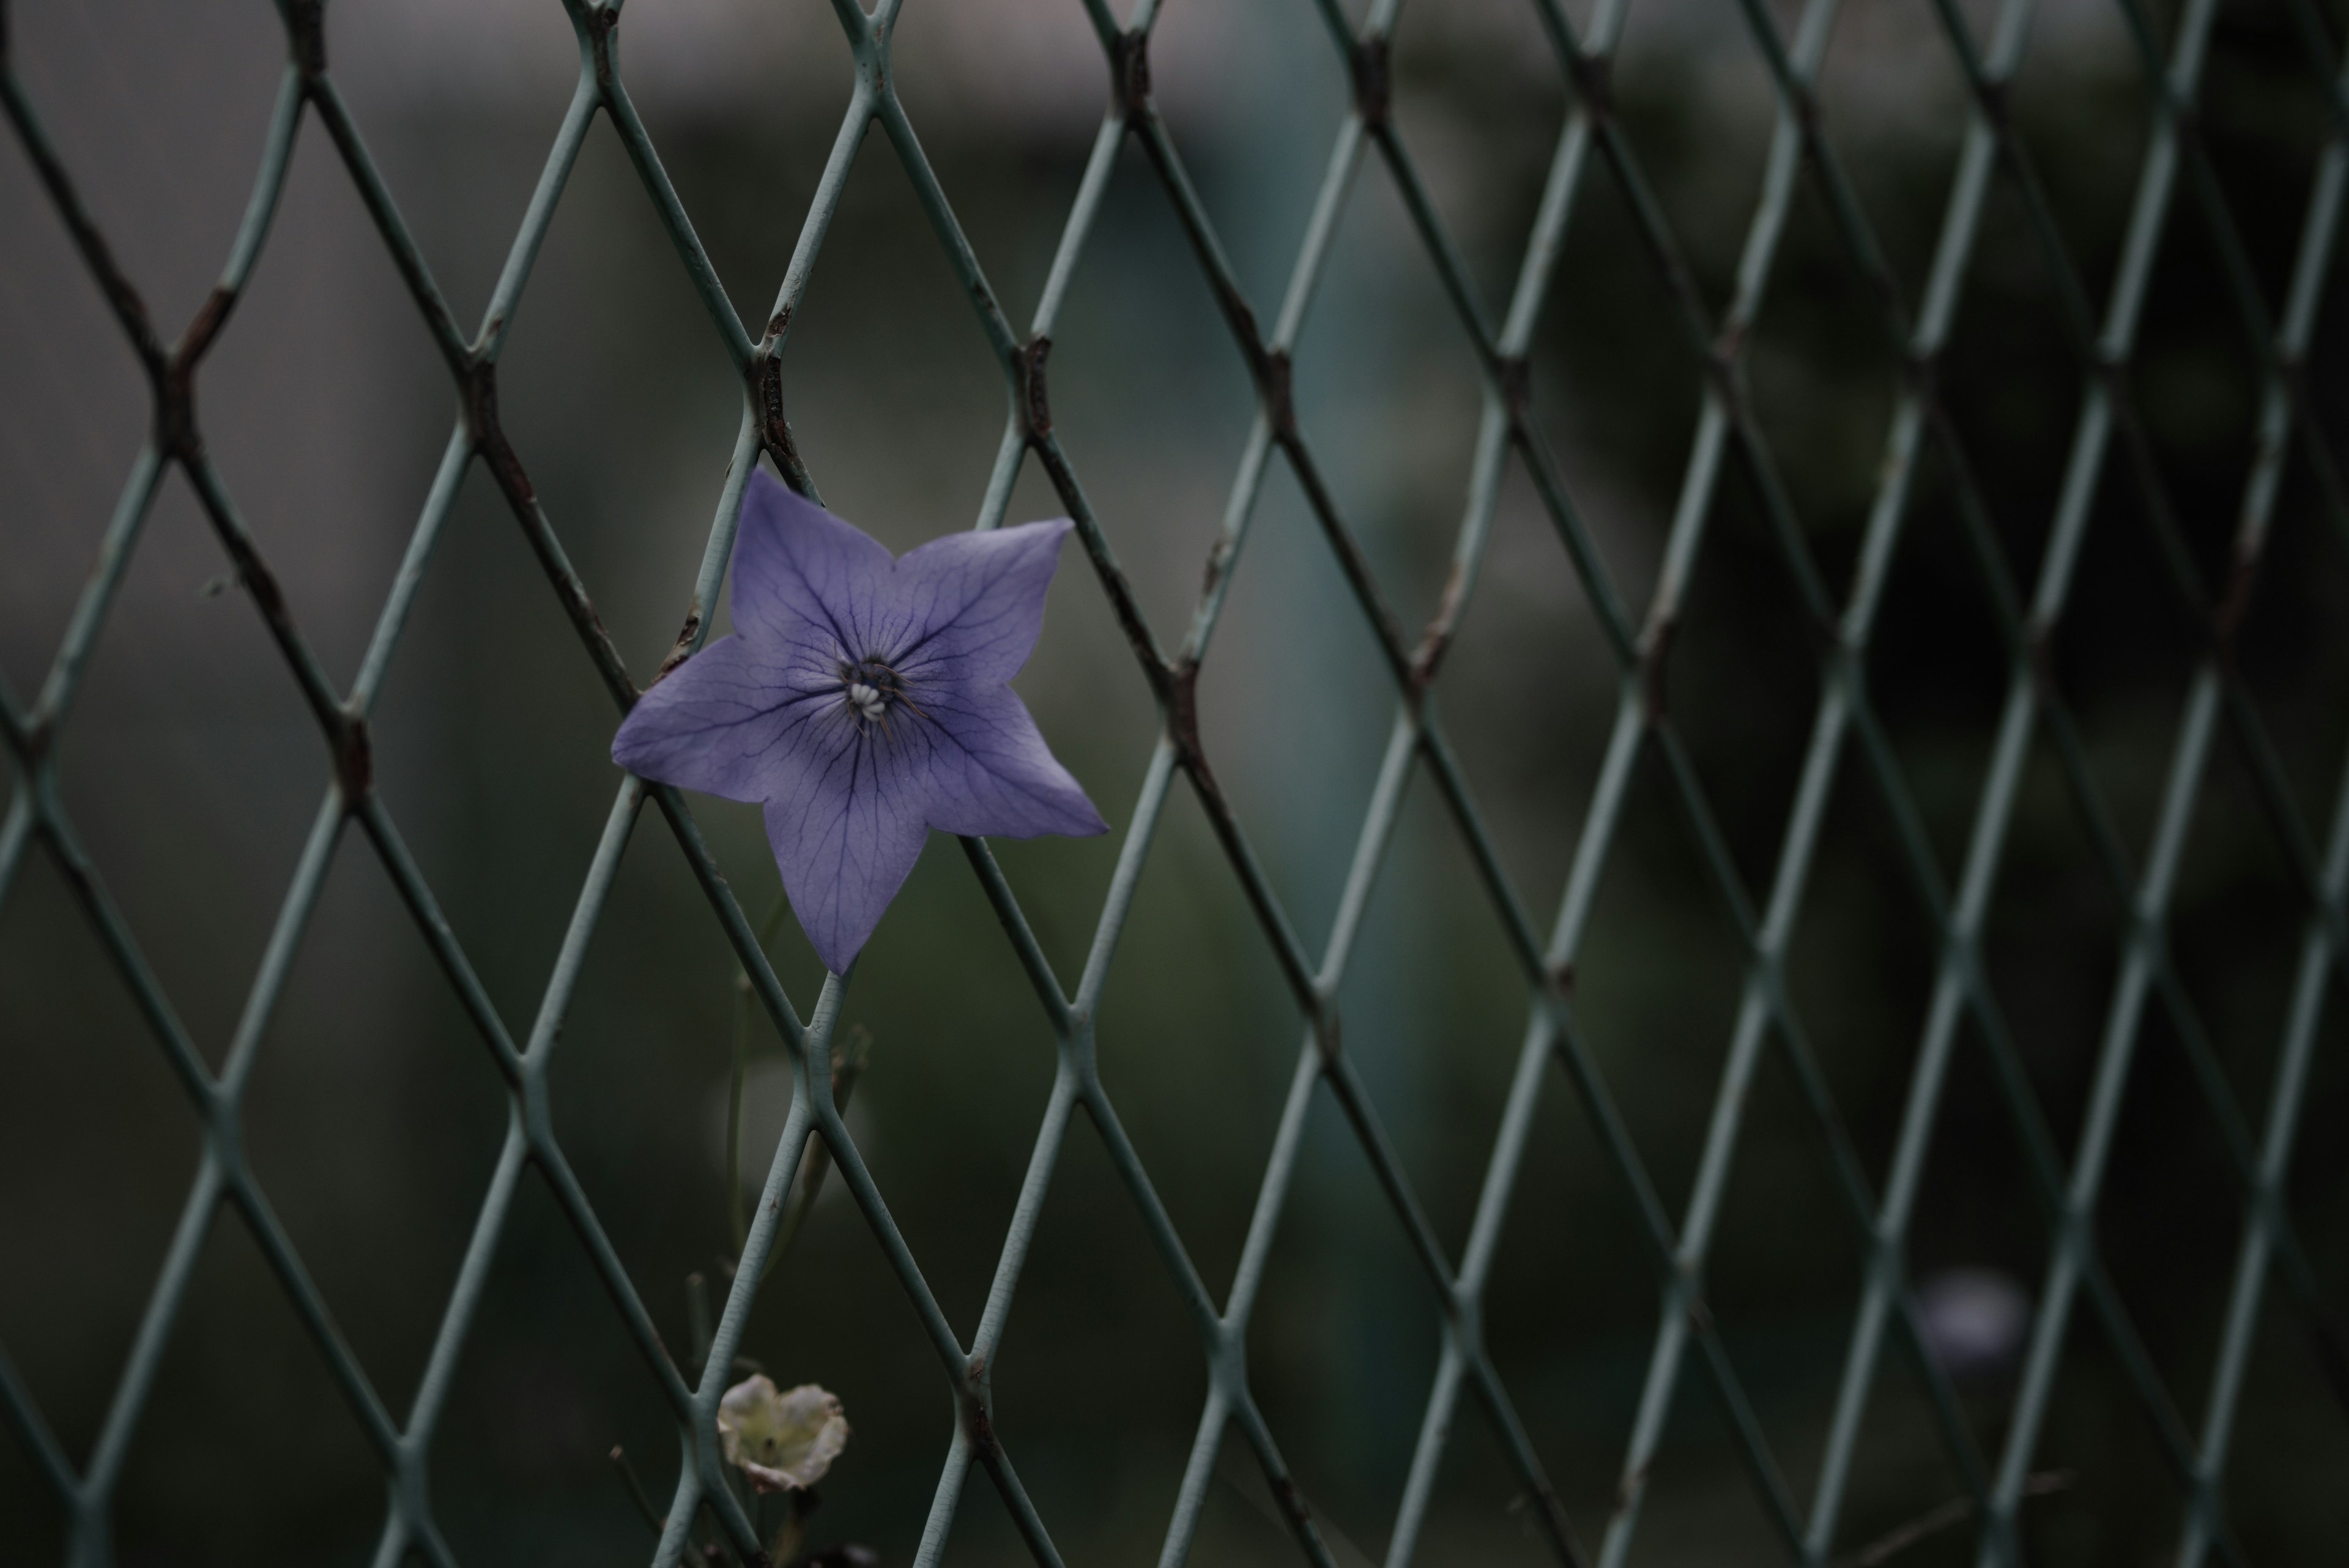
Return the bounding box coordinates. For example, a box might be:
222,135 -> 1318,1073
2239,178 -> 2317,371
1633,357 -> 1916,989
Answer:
6,0 -> 2349,1564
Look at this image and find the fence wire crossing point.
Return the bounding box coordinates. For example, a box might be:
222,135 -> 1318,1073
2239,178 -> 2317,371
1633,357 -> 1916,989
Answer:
4,0 -> 2348,1565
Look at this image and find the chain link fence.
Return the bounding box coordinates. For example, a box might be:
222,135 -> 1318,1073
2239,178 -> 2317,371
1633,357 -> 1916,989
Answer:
4,0 -> 2348,1564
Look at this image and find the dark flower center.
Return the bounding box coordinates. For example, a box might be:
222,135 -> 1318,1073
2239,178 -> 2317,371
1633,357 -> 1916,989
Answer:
839,656 -> 909,726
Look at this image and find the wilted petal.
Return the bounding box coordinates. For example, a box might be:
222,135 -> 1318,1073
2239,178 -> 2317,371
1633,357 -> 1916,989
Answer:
612,634 -> 833,804
717,1377 -> 850,1494
891,518 -> 1072,686
908,684 -> 1107,841
760,718 -> 932,975
732,469 -> 900,657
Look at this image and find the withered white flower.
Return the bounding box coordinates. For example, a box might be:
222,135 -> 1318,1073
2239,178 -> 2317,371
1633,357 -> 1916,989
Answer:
716,1375 -> 850,1493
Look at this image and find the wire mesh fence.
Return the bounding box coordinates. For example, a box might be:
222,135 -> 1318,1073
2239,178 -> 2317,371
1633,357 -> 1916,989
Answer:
4,0 -> 2348,1565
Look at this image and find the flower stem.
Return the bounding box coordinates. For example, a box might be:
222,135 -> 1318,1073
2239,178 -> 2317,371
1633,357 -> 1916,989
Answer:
609,1445 -> 664,1536
726,973 -> 752,1258
760,1025 -> 870,1287
770,1491 -> 807,1566
685,1272 -> 714,1377
727,890 -> 796,1258
1834,1470 -> 2074,1568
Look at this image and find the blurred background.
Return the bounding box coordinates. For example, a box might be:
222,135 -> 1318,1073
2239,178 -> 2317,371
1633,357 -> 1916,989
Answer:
4,0 -> 2348,1563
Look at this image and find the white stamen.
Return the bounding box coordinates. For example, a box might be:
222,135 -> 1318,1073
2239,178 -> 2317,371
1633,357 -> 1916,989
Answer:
846,680 -> 887,721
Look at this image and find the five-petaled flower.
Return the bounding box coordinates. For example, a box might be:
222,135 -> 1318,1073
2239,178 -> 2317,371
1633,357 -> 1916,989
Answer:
613,469 -> 1106,973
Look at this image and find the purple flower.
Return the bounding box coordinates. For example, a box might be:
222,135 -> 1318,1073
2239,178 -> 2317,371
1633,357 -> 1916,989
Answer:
614,469 -> 1106,973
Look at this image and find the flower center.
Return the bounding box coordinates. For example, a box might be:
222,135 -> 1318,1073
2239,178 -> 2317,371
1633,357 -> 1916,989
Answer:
839,656 -> 906,726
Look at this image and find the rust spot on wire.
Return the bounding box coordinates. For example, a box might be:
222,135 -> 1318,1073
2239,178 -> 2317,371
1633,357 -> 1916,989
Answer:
1269,1471 -> 1313,1532
1260,347 -> 1297,439
1199,531 -> 1240,607
1565,47 -> 1616,120
584,4 -> 620,95
1637,615 -> 1676,721
753,350 -> 787,451
464,362 -> 534,505
233,546 -> 293,630
466,357 -> 637,704
2,52 -> 168,377
180,285 -> 234,368
1168,658 -> 1208,775
1351,35 -> 1391,127
1018,333 -> 1052,440
956,1353 -> 1002,1457
1409,627 -> 1451,689
1312,1008 -> 1342,1068
1110,29 -> 1151,117
335,713 -> 373,806
158,286 -> 236,458
286,0 -> 326,77
749,331 -> 811,483
655,613 -> 702,683
1029,447 -> 1168,694
968,1403 -> 999,1456
1166,655 -> 1236,813
961,1396 -> 1001,1458
1412,557 -> 1470,685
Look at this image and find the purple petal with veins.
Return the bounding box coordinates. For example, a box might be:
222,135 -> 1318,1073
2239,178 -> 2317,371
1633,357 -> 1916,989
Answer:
613,467 -> 1107,973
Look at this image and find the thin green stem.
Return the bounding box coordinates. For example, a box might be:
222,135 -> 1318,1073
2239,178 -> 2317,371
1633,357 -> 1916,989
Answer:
727,891 -> 796,1258
728,975 -> 753,1257
610,1444 -> 665,1536
761,1026 -> 872,1287
686,1273 -> 714,1380
770,1488 -> 809,1566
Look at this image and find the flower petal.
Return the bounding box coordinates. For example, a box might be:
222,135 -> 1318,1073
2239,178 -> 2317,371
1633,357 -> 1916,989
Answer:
768,1384 -> 850,1488
611,634 -> 831,803
904,684 -> 1107,841
761,718 -> 932,973
732,468 -> 899,657
717,1374 -> 782,1463
716,1377 -> 850,1493
889,518 -> 1072,686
